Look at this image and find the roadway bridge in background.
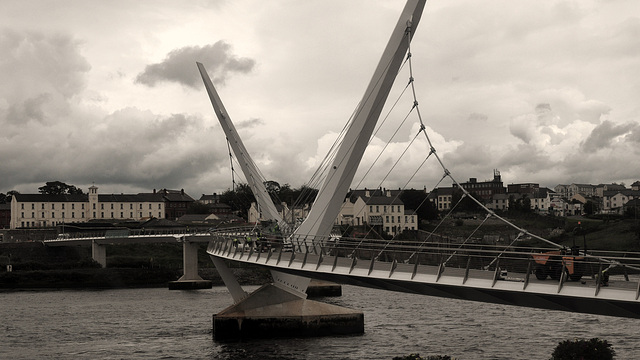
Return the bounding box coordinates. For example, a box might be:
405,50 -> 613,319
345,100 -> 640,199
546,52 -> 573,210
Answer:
42,227 -> 253,285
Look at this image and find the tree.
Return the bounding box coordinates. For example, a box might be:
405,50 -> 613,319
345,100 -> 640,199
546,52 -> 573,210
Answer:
1,190 -> 20,203
550,338 -> 615,360
451,188 -> 482,213
400,189 -> 438,221
38,181 -> 84,195
219,183 -> 255,219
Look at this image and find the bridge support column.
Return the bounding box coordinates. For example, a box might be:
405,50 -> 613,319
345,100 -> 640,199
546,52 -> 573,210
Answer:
169,240 -> 212,290
91,241 -> 106,268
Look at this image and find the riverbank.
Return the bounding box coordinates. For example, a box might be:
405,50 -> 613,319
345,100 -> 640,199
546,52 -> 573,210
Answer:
0,265 -> 272,290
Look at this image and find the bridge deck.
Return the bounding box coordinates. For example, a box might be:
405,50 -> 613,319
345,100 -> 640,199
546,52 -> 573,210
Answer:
208,234 -> 640,319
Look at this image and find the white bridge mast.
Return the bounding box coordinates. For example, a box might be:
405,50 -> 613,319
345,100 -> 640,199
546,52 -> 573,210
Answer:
199,0 -> 426,297
294,0 -> 426,243
197,63 -> 285,229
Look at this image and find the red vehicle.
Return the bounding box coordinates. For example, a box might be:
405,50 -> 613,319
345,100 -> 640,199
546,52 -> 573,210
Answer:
532,247 -> 585,281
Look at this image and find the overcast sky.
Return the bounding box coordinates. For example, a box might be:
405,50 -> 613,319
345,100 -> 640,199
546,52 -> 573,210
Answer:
1,0 -> 639,198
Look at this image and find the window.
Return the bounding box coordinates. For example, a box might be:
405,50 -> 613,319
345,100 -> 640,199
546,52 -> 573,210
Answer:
384,206 -> 387,212
72,212 -> 75,218
120,212 -> 123,218
376,206 -> 379,212
120,204 -> 123,210
31,212 -> 34,218
72,204 -> 75,210
130,204 -> 133,210
93,204 -> 96,210
385,216 -> 389,222
42,212 -> 45,218
130,212 -> 133,218
31,204 -> 34,210
110,212 -> 114,218
158,212 -> 162,218
149,204 -> 152,209
62,204 -> 65,210
101,204 -> 104,210
52,212 -> 55,218
158,204 -> 161,209
110,204 -> 114,210
21,204 -> 24,210
62,212 -> 65,218
51,204 -> 55,210
101,212 -> 104,218
81,212 -> 84,218
42,204 -> 45,209
21,212 -> 24,218
93,211 -> 96,218
139,204 -> 143,209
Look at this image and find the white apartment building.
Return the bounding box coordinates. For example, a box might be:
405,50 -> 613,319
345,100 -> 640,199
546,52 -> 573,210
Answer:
10,186 -> 166,229
336,188 -> 417,236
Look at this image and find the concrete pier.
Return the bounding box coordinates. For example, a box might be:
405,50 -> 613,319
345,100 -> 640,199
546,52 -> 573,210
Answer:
213,283 -> 363,340
91,241 -> 106,268
168,241 -> 212,290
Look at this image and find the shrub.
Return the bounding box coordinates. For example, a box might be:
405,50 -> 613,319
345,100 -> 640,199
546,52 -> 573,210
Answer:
550,338 -> 615,360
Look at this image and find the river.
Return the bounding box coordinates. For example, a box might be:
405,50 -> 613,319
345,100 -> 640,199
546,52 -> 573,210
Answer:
1,285 -> 638,359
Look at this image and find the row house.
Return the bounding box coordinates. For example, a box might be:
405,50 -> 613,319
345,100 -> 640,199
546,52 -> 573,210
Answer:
9,186 -> 195,229
337,188 -> 418,236
554,183 -> 597,199
428,187 -> 454,211
602,190 -> 640,214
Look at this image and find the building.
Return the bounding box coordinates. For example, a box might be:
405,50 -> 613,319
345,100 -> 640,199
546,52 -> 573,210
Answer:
9,186 -> 195,229
508,183 -> 539,195
602,190 -> 640,214
455,170 -> 506,201
153,189 -> 194,220
595,183 -> 627,198
428,187 -> 454,211
337,188 -> 418,235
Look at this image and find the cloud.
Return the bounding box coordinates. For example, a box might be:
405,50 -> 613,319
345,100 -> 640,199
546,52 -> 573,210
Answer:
135,41 -> 255,88
236,118 -> 264,130
0,30 -> 90,101
580,120 -> 638,153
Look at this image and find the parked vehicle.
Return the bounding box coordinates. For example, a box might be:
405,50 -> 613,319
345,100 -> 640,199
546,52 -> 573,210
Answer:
532,247 -> 585,281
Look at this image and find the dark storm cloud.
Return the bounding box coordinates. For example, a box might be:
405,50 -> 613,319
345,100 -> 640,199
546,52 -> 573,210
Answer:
580,120 -> 637,153
135,41 -> 255,88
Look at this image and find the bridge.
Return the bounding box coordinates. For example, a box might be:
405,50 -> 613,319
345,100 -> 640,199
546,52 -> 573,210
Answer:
41,0 -> 640,340
43,228 -> 218,288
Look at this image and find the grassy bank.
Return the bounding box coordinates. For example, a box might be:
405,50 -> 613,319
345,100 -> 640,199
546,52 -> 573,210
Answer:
0,242 -> 271,289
